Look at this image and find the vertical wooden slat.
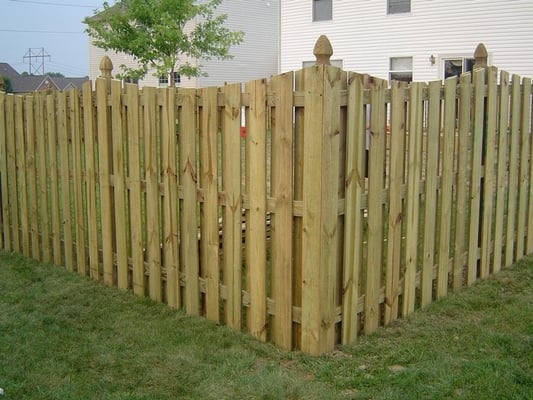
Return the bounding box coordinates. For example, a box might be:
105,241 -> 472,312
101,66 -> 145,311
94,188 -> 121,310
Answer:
126,83 -> 144,295
35,94 -> 50,263
70,90 -> 86,274
384,80 -> 406,324
244,79 -> 267,341
0,93 -> 8,251
515,77 -> 531,259
479,67 -> 498,278
144,86 -> 162,302
421,81 -> 441,307
25,96 -> 39,260
466,69 -> 486,285
493,71 -> 510,273
82,82 -> 99,280
505,75 -> 521,267
222,83 -> 242,329
58,92 -> 74,271
527,83 -> 533,254
342,73 -> 365,343
46,94 -> 61,264
365,77 -> 386,333
403,82 -> 423,316
270,72 -> 294,349
6,96 -> 19,253
453,74 -> 472,291
301,65 -> 340,355
111,81 -> 128,289
199,86 -> 220,322
161,87 -> 180,308
96,78 -> 114,285
180,88 -> 200,315
16,96 -> 30,257
437,76 -> 458,298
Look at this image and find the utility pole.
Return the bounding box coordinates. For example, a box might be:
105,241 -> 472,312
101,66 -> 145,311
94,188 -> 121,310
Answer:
23,48 -> 51,75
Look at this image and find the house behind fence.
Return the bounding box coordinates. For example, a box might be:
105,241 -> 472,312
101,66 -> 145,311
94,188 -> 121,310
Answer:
0,36 -> 532,355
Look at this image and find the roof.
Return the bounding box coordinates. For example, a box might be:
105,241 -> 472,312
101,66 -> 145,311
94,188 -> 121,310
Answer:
0,62 -> 88,93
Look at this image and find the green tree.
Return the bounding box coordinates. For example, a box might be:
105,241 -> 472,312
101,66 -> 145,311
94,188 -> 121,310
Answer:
84,0 -> 244,85
47,72 -> 65,77
0,76 -> 13,93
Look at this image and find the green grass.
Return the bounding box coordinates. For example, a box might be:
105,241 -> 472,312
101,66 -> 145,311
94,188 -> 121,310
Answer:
0,251 -> 532,399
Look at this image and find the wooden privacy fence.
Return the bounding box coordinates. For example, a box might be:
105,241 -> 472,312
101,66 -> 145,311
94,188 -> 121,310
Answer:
1,37 -> 532,355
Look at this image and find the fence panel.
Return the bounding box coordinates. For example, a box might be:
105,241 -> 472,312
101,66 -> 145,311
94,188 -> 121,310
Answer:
0,94 -> 7,251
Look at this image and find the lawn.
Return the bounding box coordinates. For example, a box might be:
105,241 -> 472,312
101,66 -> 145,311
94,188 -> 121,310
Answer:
0,251 -> 531,399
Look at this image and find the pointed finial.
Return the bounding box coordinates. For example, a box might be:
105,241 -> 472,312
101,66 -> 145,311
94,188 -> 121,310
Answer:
313,35 -> 333,66
473,43 -> 488,69
99,55 -> 114,78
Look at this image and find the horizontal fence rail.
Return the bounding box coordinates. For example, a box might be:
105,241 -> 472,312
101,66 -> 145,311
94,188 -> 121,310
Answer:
0,65 -> 532,355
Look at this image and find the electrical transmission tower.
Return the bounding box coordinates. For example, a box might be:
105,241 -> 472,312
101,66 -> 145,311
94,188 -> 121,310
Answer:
23,48 -> 51,75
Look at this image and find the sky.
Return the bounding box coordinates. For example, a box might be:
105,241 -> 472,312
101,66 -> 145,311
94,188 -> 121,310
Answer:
0,0 -> 112,77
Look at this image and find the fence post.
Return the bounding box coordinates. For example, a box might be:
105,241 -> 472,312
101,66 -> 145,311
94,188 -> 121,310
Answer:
300,35 -> 341,355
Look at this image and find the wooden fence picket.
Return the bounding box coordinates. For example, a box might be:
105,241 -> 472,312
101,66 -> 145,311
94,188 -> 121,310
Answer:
35,94 -> 50,263
25,96 -> 39,260
0,94 -> 8,251
46,94 -> 60,265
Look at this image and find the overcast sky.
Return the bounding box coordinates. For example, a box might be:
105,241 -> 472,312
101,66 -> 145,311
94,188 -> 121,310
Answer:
0,0 -> 111,77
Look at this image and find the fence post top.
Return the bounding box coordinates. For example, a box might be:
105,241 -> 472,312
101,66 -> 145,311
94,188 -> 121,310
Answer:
474,43 -> 488,69
313,35 -> 333,66
99,56 -> 114,78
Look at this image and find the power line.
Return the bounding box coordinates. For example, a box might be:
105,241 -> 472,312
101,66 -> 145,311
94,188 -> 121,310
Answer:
6,0 -> 97,7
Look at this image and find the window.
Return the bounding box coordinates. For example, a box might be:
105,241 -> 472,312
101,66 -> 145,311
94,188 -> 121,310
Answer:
123,77 -> 138,84
388,0 -> 410,14
443,58 -> 475,79
389,57 -> 413,82
302,59 -> 343,68
159,73 -> 181,87
313,0 -> 332,21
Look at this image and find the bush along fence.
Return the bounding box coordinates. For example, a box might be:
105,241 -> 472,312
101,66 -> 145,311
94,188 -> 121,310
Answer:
0,35 -> 532,355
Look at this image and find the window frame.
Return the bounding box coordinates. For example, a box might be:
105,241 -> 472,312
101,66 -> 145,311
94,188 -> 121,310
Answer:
387,0 -> 411,15
389,56 -> 413,83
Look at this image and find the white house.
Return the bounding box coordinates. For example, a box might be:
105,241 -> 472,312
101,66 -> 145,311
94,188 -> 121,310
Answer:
88,0 -> 279,88
281,0 -> 533,81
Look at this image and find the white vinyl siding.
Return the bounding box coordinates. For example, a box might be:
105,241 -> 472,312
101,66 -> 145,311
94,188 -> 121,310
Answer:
281,0 -> 533,82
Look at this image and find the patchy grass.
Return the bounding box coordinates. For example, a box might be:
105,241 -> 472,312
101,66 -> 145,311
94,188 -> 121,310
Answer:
0,251 -> 531,399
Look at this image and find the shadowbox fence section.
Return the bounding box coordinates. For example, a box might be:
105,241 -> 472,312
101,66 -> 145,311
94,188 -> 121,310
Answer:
0,65 -> 532,355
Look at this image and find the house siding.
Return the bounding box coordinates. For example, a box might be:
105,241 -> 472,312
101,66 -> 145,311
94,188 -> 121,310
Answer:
88,0 -> 278,88
281,0 -> 533,81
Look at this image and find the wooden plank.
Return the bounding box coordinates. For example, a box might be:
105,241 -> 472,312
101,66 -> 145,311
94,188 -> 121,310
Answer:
58,92 -> 74,271
453,74 -> 472,291
437,76 -> 458,298
16,96 -> 30,257
180,88 -> 200,315
301,65 -> 340,355
384,79 -> 406,324
35,94 -> 50,263
479,67 -> 498,279
199,86 -> 220,322
96,78 -> 114,285
270,72 -> 294,349
82,82 -> 99,280
126,83 -> 144,295
403,82 -> 424,316
0,93 -> 9,251
365,77 -> 386,333
143,86 -> 162,302
46,94 -> 61,265
221,83 -> 242,329
161,87 -> 180,308
111,81 -> 128,288
516,77 -> 531,259
505,75 -> 521,267
25,96 -> 39,260
70,89 -> 87,274
528,83 -> 533,254
493,71 -> 510,273
244,78 -> 267,341
5,96 -> 19,253
421,80 -> 441,307
342,73 -> 365,343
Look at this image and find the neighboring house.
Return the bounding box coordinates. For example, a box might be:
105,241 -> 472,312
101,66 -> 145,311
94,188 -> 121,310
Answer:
0,62 -> 88,93
87,0 -> 279,88
281,0 -> 533,81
